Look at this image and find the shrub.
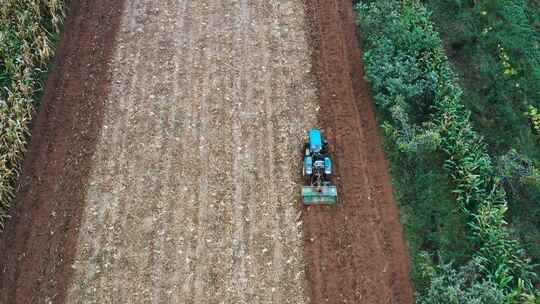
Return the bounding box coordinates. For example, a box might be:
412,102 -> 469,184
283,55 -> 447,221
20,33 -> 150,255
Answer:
417,260 -> 505,304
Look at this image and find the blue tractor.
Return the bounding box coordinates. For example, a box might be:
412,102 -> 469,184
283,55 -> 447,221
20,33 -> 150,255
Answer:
302,128 -> 337,205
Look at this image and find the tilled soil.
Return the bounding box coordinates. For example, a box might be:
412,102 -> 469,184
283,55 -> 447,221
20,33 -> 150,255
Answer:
0,0 -> 414,304
0,1 -> 124,303
301,0 -> 415,303
66,0 -> 317,303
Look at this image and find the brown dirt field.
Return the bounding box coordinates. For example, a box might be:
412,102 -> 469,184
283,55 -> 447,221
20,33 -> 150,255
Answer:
66,0 -> 317,303
0,0 -> 414,303
301,0 -> 415,303
0,1 -> 125,303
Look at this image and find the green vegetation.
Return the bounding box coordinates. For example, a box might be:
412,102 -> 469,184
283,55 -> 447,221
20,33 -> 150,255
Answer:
425,0 -> 540,269
356,0 -> 539,302
0,0 -> 65,228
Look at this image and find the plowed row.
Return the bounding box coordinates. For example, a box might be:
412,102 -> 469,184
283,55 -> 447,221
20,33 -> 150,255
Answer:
302,0 -> 414,302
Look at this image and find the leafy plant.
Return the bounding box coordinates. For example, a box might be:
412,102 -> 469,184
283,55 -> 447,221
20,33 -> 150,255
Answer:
525,105 -> 540,136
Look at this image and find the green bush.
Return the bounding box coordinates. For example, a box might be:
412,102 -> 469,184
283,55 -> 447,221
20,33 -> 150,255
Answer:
356,0 -> 538,301
417,260 -> 506,304
0,1 -> 65,228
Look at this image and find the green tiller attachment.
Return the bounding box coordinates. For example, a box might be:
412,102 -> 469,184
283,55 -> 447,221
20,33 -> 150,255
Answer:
302,185 -> 337,205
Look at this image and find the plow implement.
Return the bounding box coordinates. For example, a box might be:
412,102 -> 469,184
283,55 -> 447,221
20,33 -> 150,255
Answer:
302,184 -> 338,205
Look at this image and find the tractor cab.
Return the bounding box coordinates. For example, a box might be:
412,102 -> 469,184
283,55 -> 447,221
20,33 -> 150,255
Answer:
308,128 -> 323,153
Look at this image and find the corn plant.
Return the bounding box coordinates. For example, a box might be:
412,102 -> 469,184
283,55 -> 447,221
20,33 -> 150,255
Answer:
0,0 -> 66,228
